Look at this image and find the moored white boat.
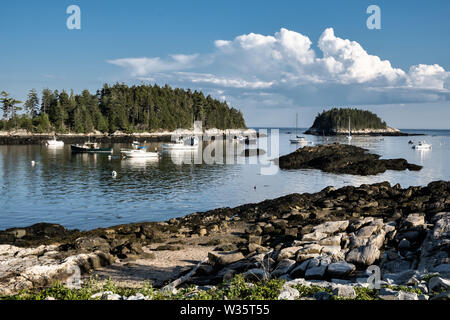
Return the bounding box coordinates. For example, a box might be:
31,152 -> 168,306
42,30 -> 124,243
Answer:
121,146 -> 159,158
412,141 -> 432,150
162,136 -> 199,151
290,136 -> 308,144
290,113 -> 310,145
45,137 -> 64,147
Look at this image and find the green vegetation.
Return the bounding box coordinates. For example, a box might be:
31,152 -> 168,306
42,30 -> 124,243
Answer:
384,285 -> 424,295
0,84 -> 246,133
0,274 -> 283,301
295,284 -> 332,297
3,274 -> 439,301
309,107 -> 387,134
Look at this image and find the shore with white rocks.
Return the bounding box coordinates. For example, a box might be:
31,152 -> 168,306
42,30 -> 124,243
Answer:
0,128 -> 258,145
1,181 -> 449,300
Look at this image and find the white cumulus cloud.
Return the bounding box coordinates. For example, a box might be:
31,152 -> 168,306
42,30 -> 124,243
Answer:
107,27 -> 449,107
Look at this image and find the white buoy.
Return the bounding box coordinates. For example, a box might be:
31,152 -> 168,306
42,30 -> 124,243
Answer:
108,155 -> 112,160
112,170 -> 117,178
31,160 -> 35,166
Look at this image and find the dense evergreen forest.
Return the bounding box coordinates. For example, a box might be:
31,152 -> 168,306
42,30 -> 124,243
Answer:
0,84 -> 246,133
308,108 -> 388,134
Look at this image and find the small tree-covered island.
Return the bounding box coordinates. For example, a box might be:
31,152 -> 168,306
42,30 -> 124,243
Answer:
305,108 -> 411,136
0,83 -> 247,134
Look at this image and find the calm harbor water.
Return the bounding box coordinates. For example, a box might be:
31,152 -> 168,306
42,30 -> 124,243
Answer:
1,128 -> 449,230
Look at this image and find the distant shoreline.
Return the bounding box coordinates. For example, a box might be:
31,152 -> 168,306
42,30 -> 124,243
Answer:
0,129 -> 257,145
304,127 -> 424,136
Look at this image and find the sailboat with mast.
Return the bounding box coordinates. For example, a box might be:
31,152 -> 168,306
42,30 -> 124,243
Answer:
290,113 -> 308,144
347,116 -> 352,141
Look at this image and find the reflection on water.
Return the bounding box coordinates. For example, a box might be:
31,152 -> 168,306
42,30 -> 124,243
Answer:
1,129 -> 450,230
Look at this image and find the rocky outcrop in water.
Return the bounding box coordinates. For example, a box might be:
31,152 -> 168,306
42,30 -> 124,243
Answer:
278,143 -> 422,175
1,181 -> 449,299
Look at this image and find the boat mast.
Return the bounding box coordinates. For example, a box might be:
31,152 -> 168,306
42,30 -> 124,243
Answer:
296,113 -> 298,137
348,116 -> 351,137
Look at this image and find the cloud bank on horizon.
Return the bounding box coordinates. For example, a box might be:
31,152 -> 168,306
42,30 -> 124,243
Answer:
107,27 -> 450,109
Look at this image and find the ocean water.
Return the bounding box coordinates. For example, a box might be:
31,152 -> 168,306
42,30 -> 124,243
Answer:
0,128 -> 449,230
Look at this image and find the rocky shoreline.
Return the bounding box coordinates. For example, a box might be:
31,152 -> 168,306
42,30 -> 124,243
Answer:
1,181 -> 449,300
0,129 -> 258,145
304,127 -> 422,136
278,143 -> 422,175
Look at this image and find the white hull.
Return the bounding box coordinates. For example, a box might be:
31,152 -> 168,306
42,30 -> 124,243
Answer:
290,138 -> 308,144
121,150 -> 159,158
412,141 -> 432,150
46,140 -> 64,147
413,145 -> 431,150
161,144 -> 198,151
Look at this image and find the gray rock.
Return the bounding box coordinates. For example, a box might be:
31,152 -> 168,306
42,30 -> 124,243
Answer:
327,261 -> 356,279
401,214 -> 425,229
432,264 -> 450,274
428,276 -> 450,292
378,288 -> 418,300
101,291 -> 122,300
245,268 -> 268,282
277,246 -> 302,260
306,257 -> 320,269
126,293 -> 145,300
319,235 -> 342,246
346,244 -> 380,266
356,225 -> 378,238
430,290 -> 450,300
383,269 -> 417,285
278,286 -> 300,300
271,259 -> 296,277
305,265 -> 327,280
321,246 -> 342,256
208,251 -> 244,267
297,244 -> 323,255
331,279 -> 351,285
75,236 -> 110,252
289,260 -> 310,279
313,221 -> 349,235
398,238 -> 411,251
332,285 -> 356,298
302,231 -> 327,242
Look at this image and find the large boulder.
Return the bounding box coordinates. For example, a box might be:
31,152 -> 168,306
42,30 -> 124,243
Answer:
346,244 -> 380,266
327,261 -> 356,279
313,221 -> 349,235
305,265 -> 327,280
208,251 -> 245,267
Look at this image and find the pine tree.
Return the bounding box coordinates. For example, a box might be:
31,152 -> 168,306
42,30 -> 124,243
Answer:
24,89 -> 40,117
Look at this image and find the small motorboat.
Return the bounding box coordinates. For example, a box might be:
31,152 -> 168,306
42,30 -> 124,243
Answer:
45,137 -> 64,147
121,146 -> 159,158
412,141 -> 432,150
162,136 -> 199,151
71,142 -> 113,153
231,135 -> 246,143
132,141 -> 140,149
408,140 -> 414,144
290,136 -> 308,144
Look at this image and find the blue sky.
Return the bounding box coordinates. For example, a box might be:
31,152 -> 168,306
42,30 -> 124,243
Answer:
1,0 -> 449,128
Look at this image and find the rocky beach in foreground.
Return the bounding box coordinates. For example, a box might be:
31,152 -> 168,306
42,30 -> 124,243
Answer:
1,181 -> 449,300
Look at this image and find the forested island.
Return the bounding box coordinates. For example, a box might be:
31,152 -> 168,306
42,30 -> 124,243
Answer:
0,84 -> 246,134
305,108 -> 408,136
